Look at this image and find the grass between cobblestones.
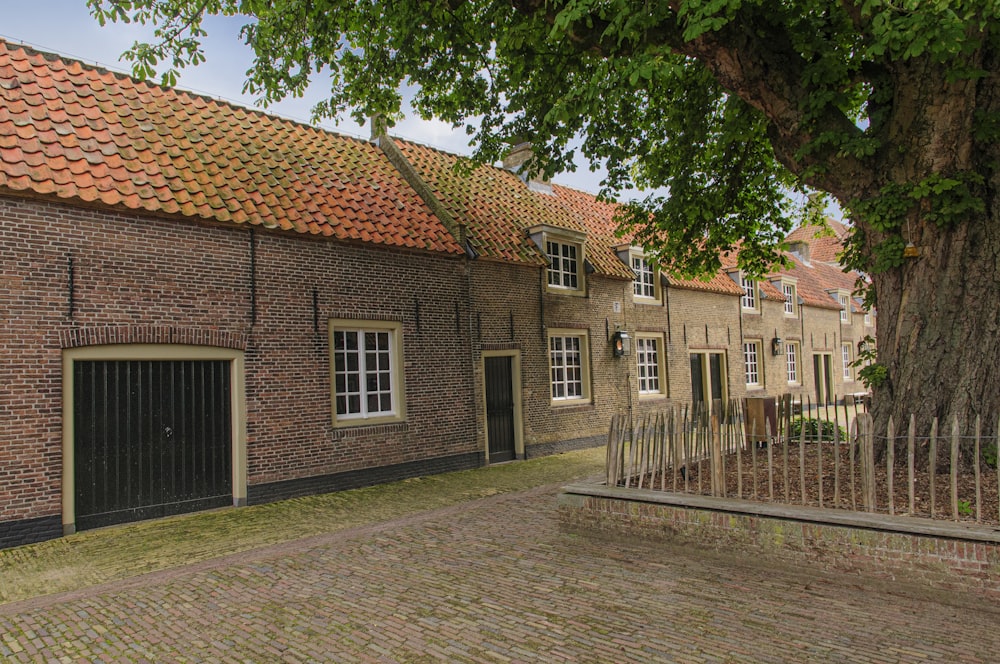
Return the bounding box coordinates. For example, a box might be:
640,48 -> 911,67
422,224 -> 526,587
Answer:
0,448 -> 605,606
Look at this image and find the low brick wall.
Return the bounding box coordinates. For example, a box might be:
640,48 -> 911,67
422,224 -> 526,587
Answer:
558,483 -> 1000,599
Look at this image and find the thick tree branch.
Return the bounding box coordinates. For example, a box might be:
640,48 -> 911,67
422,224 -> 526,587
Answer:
515,0 -> 872,201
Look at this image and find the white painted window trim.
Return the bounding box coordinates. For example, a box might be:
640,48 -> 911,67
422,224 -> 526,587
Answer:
635,334 -> 665,396
330,319 -> 406,427
744,340 -> 761,387
549,330 -> 591,403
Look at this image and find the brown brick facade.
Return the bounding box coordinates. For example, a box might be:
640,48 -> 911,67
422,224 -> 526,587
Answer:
0,195 -> 477,544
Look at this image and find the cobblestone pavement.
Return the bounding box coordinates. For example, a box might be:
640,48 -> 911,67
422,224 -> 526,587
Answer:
1,484 -> 998,663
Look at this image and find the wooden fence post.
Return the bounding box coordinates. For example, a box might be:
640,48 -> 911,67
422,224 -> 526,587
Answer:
766,417 -> 774,501
799,402 -> 807,505
856,414 -> 876,512
833,402 -> 842,507
711,413 -> 723,496
887,415 -> 895,516
974,415 -> 981,523
929,418 -> 938,517
907,414 -> 915,515
951,416 -> 960,520
736,402 -> 744,499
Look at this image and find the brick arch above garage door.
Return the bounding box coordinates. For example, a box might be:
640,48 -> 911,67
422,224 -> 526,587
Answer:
59,326 -> 249,350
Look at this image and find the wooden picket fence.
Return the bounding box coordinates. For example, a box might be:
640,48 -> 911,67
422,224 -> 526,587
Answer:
606,397 -> 1000,525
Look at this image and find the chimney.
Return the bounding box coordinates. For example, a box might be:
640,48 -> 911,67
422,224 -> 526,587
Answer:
502,142 -> 553,194
787,240 -> 811,264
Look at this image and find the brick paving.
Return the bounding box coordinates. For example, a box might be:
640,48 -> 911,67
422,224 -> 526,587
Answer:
1,484 -> 998,663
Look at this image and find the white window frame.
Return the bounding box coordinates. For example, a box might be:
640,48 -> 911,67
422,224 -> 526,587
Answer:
786,341 -> 799,384
548,330 -> 591,403
838,292 -> 850,322
546,239 -> 580,290
635,334 -> 666,396
741,274 -> 758,311
329,319 -> 405,427
743,340 -> 761,387
783,283 -> 797,316
864,310 -> 872,326
842,343 -> 853,381
631,252 -> 658,303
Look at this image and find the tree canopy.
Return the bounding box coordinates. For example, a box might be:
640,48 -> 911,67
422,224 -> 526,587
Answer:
87,0 -> 1000,434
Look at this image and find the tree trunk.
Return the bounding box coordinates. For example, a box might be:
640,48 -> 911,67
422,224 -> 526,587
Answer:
855,44 -> 1000,472
868,198 -> 1000,469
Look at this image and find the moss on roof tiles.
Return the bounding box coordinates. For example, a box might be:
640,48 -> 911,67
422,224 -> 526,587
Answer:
0,39 -> 462,256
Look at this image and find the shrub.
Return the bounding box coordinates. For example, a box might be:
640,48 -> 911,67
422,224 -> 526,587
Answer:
789,417 -> 847,442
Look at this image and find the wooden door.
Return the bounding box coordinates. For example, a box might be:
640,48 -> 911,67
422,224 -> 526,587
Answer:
485,356 -> 516,462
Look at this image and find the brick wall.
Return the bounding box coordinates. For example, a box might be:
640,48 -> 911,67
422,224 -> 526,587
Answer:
0,194 -> 478,539
559,486 -> 1000,599
663,286 -> 742,403
469,259 -> 673,457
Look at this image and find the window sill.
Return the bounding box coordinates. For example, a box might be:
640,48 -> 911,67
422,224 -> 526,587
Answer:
550,399 -> 593,410
546,286 -> 587,297
332,414 -> 406,429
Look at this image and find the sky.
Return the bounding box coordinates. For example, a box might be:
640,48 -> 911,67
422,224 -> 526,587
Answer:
1,0 -> 613,195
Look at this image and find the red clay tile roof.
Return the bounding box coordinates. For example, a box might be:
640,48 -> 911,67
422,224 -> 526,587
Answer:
785,218 -> 851,264
773,253 -> 859,311
394,138 -> 635,279
666,272 -> 745,297
0,40 -> 462,254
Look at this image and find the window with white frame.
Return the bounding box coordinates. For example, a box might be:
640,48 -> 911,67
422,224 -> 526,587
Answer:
786,342 -> 799,384
635,335 -> 665,395
330,321 -> 404,425
546,239 -> 581,290
743,341 -> 761,387
864,310 -> 872,326
549,331 -> 590,402
839,293 -> 850,322
783,283 -> 797,316
741,274 -> 757,310
842,343 -> 853,380
632,254 -> 657,301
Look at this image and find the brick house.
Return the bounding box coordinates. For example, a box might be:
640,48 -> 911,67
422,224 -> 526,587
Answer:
0,40 -> 873,547
379,134 -> 874,460
0,40 -> 481,548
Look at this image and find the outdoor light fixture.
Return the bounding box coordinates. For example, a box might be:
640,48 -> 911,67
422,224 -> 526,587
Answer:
612,329 -> 632,357
771,337 -> 783,356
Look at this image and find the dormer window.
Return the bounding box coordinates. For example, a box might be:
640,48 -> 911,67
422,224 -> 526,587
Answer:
623,249 -> 661,304
740,274 -> 757,311
546,239 -> 579,289
632,255 -> 655,298
528,224 -> 587,296
838,292 -> 850,322
782,282 -> 797,317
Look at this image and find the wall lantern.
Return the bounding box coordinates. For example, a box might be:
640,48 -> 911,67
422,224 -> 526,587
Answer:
612,329 -> 632,357
771,337 -> 783,356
